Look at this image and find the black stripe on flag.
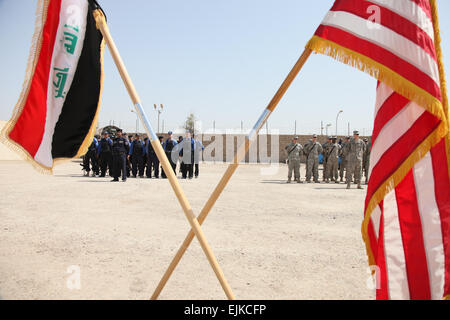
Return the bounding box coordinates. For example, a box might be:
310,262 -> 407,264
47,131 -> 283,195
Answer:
52,0 -> 103,159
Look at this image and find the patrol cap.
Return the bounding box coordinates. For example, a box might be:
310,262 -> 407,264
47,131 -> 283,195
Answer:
353,130 -> 360,135
103,131 -> 109,135
328,136 -> 332,140
293,136 -> 299,140
346,136 -> 350,139
116,129 -> 123,133
312,134 -> 317,138
364,138 -> 368,142
135,133 -> 140,137
168,131 -> 173,135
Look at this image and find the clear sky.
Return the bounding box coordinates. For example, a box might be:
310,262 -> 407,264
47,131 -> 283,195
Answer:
1,0 -> 449,135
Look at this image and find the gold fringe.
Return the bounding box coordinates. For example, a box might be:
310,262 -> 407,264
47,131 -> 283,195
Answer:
0,4 -> 105,173
443,295 -> 450,300
306,36 -> 448,127
305,32 -> 450,289
361,120 -> 448,266
53,23 -> 105,165
0,0 -> 53,175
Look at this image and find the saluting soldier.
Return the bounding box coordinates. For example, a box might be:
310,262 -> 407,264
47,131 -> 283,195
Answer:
304,134 -> 323,183
285,136 -> 303,183
325,137 -> 340,183
344,131 -> 366,189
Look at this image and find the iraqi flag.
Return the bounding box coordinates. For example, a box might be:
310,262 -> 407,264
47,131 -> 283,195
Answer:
0,0 -> 104,173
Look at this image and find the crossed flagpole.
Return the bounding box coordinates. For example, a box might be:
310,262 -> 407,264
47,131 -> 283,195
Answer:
93,8 -> 312,299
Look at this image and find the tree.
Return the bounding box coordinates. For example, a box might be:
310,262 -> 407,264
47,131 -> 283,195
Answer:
183,113 -> 196,135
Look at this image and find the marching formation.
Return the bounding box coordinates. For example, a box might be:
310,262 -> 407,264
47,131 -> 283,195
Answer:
285,131 -> 371,189
81,129 -> 205,182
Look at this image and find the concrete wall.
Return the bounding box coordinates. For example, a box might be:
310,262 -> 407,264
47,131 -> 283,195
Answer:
127,131 -> 371,164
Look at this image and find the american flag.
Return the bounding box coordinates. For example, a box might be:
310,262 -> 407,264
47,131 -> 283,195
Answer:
306,0 -> 449,299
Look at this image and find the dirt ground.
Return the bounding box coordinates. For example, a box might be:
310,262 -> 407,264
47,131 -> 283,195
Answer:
0,159 -> 375,300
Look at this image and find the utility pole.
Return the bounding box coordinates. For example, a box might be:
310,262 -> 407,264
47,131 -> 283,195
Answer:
326,123 -> 332,136
154,104 -> 163,134
241,121 -> 243,133
348,122 -> 350,136
213,120 -> 215,133
294,120 -> 297,135
336,110 -> 343,137
321,121 -> 324,136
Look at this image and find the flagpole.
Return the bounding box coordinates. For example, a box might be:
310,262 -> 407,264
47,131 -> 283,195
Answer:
151,48 -> 312,299
92,9 -> 235,300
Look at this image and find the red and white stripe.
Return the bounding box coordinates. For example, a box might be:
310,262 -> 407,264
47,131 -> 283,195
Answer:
309,0 -> 450,299
313,0 -> 442,101
8,0 -> 88,168
365,83 -> 450,300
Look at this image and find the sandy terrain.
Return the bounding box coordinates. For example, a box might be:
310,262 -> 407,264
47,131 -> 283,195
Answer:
0,121 -> 21,161
0,157 -> 375,300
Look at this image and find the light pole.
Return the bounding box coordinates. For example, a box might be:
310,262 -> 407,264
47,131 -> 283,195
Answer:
154,104 -> 163,134
130,109 -> 138,133
336,110 -> 343,136
326,123 -> 332,136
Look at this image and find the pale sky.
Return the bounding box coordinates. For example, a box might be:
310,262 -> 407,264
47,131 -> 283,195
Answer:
1,0 -> 449,135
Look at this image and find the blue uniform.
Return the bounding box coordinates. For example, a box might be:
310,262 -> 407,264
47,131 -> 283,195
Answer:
129,139 -> 146,177
161,138 -> 178,178
97,137 -> 113,177
112,137 -> 130,181
145,140 -> 160,178
83,137 -> 99,175
178,138 -> 195,179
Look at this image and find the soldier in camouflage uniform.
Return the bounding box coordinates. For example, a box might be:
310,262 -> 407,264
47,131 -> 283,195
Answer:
325,137 -> 340,183
339,136 -> 350,182
363,138 -> 371,185
322,136 -> 332,182
285,136 -> 303,183
304,134 -> 323,183
344,131 -> 366,189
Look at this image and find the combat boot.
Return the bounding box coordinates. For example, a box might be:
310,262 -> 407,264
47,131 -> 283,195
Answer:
287,179 -> 291,184
346,181 -> 351,189
358,183 -> 364,189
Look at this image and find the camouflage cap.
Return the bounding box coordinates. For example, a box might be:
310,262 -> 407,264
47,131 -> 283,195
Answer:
353,130 -> 360,135
312,134 -> 317,138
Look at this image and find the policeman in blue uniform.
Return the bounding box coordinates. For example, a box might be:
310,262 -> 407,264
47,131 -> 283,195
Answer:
97,131 -> 113,177
111,129 -> 129,182
161,131 -> 178,178
145,137 -> 160,178
128,134 -> 145,178
83,136 -> 99,177
126,135 -> 133,177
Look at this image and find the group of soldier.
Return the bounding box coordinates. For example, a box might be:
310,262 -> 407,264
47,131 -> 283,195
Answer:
82,129 -> 205,182
284,130 -> 371,189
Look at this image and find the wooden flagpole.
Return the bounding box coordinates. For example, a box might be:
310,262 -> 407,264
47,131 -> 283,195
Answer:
92,9 -> 235,300
151,48 -> 312,299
